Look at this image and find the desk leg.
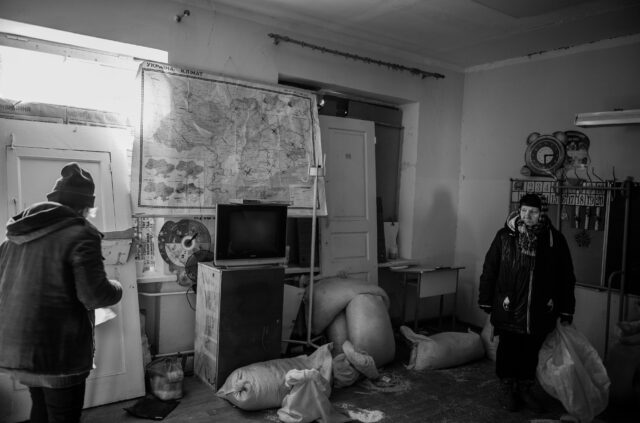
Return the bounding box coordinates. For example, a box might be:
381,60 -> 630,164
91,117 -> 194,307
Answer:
452,270 -> 459,330
414,276 -> 420,332
451,293 -> 457,330
439,295 -> 444,329
402,274 -> 408,328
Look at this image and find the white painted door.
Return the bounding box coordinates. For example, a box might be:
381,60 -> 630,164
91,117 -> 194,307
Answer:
319,116 -> 378,283
5,147 -> 115,230
0,120 -> 144,422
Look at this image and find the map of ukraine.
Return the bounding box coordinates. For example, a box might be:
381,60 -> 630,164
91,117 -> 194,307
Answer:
134,61 -> 321,212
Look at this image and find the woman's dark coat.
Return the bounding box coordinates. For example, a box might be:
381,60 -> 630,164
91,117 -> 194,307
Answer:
478,212 -> 576,335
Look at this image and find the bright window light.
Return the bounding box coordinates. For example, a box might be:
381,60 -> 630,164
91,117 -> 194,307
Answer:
0,45 -> 139,117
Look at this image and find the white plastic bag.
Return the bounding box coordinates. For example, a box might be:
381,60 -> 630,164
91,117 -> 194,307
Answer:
277,369 -> 350,423
537,322 -> 611,423
146,356 -> 184,401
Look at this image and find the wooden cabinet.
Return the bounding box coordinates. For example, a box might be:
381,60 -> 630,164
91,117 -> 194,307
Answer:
194,263 -> 283,390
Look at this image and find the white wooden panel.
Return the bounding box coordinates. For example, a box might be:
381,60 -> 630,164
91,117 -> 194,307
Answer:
6,146 -> 114,231
327,129 -> 367,219
331,232 -> 369,260
0,120 -> 143,422
319,116 -> 377,283
0,118 -> 133,237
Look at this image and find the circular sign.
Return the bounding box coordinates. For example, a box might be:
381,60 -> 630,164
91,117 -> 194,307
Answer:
157,219 -> 212,270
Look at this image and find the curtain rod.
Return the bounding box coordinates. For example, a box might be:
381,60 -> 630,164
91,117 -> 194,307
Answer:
268,33 -> 445,80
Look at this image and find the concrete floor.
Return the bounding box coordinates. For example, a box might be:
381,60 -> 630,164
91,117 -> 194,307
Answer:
81,333 -> 639,423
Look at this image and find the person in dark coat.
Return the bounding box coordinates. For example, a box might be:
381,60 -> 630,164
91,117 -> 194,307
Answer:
0,162 -> 123,423
478,193 -> 576,413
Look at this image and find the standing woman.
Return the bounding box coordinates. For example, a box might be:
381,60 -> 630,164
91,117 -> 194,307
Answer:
0,162 -> 123,423
478,193 -> 576,413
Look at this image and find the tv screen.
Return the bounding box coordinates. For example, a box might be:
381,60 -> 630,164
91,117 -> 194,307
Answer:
214,203 -> 288,267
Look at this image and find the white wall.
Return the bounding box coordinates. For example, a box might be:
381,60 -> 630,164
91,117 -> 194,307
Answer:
456,41 -> 640,354
0,0 -> 465,265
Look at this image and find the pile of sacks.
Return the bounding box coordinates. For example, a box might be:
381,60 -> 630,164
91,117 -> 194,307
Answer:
215,277 -> 400,422
310,277 -> 396,371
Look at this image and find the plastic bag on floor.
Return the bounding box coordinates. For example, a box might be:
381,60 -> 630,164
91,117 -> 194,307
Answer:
277,369 -> 350,423
536,322 -> 611,423
146,356 -> 184,401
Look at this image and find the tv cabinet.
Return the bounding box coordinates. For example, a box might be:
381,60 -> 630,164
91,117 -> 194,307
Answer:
194,263 -> 283,390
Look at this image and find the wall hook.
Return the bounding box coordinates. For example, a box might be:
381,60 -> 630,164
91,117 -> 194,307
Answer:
175,9 -> 190,23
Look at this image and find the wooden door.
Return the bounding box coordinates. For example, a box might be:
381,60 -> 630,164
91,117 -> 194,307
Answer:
319,116 -> 378,283
0,120 -> 144,422
6,147 -> 115,229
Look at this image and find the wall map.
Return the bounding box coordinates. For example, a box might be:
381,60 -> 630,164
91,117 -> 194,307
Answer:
131,61 -> 325,216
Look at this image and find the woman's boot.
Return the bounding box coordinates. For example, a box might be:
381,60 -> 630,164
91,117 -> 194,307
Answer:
517,379 -> 546,413
499,378 -> 519,412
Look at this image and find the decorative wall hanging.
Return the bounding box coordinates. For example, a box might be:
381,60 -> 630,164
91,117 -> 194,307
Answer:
563,130 -> 591,182
509,178 -> 607,232
131,61 -> 326,216
520,130 -> 593,182
157,219 -> 211,272
268,33 -> 445,80
520,131 -> 567,178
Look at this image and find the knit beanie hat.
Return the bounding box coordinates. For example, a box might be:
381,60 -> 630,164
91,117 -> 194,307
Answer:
519,193 -> 542,210
46,162 -> 95,208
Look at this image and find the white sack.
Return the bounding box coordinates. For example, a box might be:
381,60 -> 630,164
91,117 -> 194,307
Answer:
400,326 -> 484,370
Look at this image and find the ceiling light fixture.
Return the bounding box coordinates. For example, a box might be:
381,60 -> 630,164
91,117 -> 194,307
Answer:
575,109 -> 640,127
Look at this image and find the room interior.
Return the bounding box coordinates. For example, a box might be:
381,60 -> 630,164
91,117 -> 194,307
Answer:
1,0 -> 640,422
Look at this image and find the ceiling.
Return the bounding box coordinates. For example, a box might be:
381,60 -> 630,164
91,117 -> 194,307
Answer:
192,0 -> 640,70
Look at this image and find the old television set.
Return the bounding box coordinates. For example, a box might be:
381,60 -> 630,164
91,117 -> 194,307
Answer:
214,203 -> 288,267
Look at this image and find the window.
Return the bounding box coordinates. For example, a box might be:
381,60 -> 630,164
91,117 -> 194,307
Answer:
0,19 -> 166,116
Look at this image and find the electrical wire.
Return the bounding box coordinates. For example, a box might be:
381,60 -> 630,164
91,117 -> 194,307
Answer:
185,285 -> 196,310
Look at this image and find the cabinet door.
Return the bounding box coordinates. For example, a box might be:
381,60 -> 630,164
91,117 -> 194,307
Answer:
217,268 -> 283,384
0,120 -> 143,422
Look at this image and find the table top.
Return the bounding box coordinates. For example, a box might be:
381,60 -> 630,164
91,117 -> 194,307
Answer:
378,258 -> 419,269
390,265 -> 465,274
